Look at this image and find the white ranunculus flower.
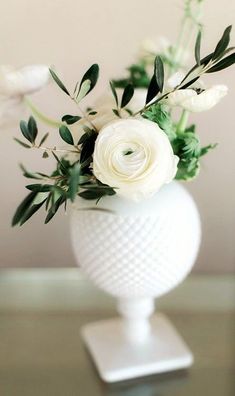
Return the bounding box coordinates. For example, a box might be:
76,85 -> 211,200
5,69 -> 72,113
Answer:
0,64 -> 50,126
93,118 -> 179,201
166,85 -> 228,113
0,65 -> 50,97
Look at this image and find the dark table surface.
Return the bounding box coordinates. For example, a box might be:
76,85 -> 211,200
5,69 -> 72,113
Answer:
0,271 -> 234,396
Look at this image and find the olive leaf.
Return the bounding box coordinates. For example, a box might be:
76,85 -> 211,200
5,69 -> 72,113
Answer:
76,64 -> 99,102
110,81 -> 119,107
12,191 -> 37,226
121,84 -> 134,108
146,75 -> 160,104
154,56 -> 164,93
212,25 -> 232,60
68,163 -> 80,202
49,68 -> 70,96
28,116 -> 38,143
62,114 -> 81,125
195,30 -> 202,66
14,138 -> 31,149
59,125 -> 74,145
207,53 -> 235,73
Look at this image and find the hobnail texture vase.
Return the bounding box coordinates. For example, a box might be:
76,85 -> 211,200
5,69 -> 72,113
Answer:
71,181 -> 200,299
70,181 -> 201,381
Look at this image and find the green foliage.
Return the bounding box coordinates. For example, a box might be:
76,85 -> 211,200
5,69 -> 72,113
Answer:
78,128 -> 97,166
212,25 -> 232,60
175,157 -> 200,181
79,183 -> 116,202
195,30 -> 202,66
19,116 -> 38,144
173,126 -> 216,180
143,105 -> 216,181
62,115 -> 81,125
49,69 -> 70,96
14,138 -> 31,149
68,163 -> 80,202
154,56 -> 164,93
145,75 -> 160,105
12,191 -> 37,226
38,133 -> 49,147
143,104 -> 176,141
112,109 -> 120,117
109,81 -> 119,107
59,125 -> 74,145
113,63 -> 150,89
76,64 -> 99,102
180,25 -> 235,89
207,53 -> 235,73
121,84 -> 134,108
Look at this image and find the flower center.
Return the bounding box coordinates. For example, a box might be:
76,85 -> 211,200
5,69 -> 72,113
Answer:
123,149 -> 134,156
111,142 -> 149,179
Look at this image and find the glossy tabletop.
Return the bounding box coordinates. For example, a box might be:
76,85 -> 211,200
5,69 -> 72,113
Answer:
0,270 -> 234,395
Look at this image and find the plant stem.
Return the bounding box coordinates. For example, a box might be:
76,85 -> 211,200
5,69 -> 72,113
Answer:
170,0 -> 204,74
24,97 -> 62,128
33,144 -> 80,154
176,110 -> 189,135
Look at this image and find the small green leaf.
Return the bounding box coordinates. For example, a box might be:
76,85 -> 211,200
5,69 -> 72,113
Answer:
79,187 -> 115,200
26,184 -> 52,192
80,138 -> 96,164
212,25 -> 232,60
195,30 -> 202,66
154,56 -> 164,93
112,109 -> 120,117
77,64 -> 99,101
200,143 -> 218,156
14,137 -> 31,149
45,195 -> 66,224
42,151 -> 49,158
38,133 -> 49,147
49,68 -> 70,96
76,79 -> 91,102
20,120 -> 32,143
68,163 -> 80,202
20,164 -> 45,180
207,53 -> 235,73
146,75 -> 160,104
62,114 -> 81,124
12,191 -> 37,226
28,116 -> 38,143
109,81 -> 119,107
121,84 -> 134,108
59,125 -> 74,145
19,198 -> 47,226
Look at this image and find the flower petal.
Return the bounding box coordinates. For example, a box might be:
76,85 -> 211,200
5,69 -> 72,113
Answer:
182,85 -> 228,112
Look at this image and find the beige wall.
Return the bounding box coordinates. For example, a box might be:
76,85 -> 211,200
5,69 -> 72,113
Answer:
0,0 -> 234,272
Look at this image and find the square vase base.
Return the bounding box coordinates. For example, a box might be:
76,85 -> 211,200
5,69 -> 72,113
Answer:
81,313 -> 193,383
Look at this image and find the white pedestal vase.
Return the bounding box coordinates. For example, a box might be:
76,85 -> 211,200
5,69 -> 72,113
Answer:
70,181 -> 201,382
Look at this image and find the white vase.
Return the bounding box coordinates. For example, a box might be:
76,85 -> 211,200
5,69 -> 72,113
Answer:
70,181 -> 201,382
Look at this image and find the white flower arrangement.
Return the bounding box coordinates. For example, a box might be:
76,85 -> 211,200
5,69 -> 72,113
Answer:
10,1 -> 235,225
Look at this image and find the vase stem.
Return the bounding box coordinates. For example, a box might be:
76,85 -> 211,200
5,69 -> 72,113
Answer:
117,298 -> 155,343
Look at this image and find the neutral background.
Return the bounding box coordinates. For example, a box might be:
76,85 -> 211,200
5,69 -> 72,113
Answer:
0,0 -> 234,272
